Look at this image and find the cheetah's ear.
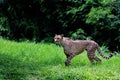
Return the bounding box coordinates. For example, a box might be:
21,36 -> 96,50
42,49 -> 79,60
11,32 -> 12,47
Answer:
61,34 -> 64,37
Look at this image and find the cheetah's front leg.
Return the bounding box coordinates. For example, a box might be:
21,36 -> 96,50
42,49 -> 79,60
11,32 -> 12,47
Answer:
65,54 -> 76,66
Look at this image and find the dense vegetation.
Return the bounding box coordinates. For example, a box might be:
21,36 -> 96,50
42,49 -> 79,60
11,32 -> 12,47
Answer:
0,39 -> 120,80
0,0 -> 120,51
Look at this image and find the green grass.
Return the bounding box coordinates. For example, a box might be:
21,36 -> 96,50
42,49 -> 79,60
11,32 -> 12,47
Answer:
0,39 -> 120,80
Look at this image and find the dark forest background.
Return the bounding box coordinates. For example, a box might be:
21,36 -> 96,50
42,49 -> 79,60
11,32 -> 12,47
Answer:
0,0 -> 120,52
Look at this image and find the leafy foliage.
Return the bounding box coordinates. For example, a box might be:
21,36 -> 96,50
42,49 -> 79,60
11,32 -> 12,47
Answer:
0,0 -> 120,51
69,28 -> 92,40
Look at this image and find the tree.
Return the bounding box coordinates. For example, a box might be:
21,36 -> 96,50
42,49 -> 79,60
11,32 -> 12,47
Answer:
0,0 -> 120,51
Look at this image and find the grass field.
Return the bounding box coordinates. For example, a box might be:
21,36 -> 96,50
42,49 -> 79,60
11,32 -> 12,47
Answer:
0,39 -> 120,80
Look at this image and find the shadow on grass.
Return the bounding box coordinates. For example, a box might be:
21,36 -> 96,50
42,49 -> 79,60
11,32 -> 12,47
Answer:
0,53 -> 65,80
0,53 -> 43,80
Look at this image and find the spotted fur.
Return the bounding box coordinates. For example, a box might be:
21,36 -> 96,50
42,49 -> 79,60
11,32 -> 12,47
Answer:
54,34 -> 113,66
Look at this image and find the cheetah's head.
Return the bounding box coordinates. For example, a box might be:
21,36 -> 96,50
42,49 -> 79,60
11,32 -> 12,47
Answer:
54,34 -> 64,44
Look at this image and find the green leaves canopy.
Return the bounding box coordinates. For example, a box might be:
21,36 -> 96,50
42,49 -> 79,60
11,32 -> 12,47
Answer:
0,0 -> 120,51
